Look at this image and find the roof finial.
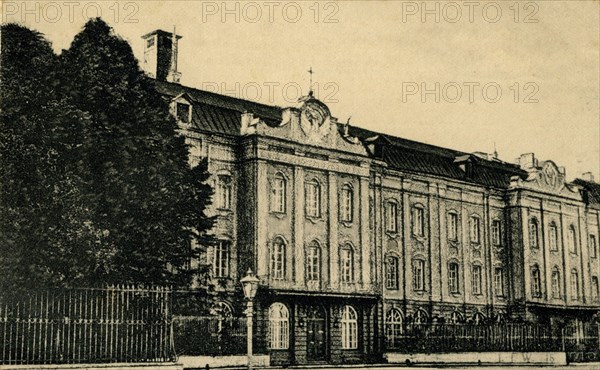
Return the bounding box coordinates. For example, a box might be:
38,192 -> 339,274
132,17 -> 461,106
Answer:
307,67 -> 314,96
493,142 -> 498,159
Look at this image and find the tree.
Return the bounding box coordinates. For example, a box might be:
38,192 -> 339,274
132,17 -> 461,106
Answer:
58,18 -> 215,288
0,24 -> 99,293
0,20 -> 214,293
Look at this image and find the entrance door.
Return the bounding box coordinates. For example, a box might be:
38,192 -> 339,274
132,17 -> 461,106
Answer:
306,305 -> 327,361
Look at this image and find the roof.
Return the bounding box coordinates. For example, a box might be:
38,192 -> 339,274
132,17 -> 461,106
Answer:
141,29 -> 183,40
155,80 -> 282,136
155,80 -> 528,189
573,179 -> 600,207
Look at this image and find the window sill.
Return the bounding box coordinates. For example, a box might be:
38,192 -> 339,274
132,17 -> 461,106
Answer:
386,231 -> 399,238
340,220 -> 353,228
270,211 -> 287,219
305,215 -> 323,224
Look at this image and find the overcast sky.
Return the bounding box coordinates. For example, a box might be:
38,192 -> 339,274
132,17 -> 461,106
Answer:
4,0 -> 599,180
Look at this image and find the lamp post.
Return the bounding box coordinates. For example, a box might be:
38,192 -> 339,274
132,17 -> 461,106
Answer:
240,269 -> 259,370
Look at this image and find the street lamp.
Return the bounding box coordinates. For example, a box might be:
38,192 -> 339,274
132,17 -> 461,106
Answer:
240,269 -> 259,370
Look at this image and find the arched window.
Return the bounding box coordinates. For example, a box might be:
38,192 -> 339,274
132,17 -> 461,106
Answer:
386,201 -> 398,233
447,211 -> 458,241
492,219 -> 501,246
549,222 -> 559,251
217,175 -> 232,210
212,301 -> 233,318
306,241 -> 321,282
551,266 -> 561,299
412,259 -> 425,291
592,276 -> 599,302
340,244 -> 354,283
568,225 -> 577,254
412,205 -> 425,237
570,269 -> 579,301
268,303 -> 289,349
448,262 -> 460,294
305,179 -> 321,218
386,256 -> 399,290
470,215 -> 481,244
473,312 -> 486,325
271,173 -> 286,213
340,184 -> 353,222
590,235 -> 597,258
529,218 -> 539,249
270,237 -> 286,280
341,306 -> 358,349
385,308 -> 403,348
531,264 -> 541,297
450,311 -> 464,324
494,267 -> 504,297
414,309 -> 428,325
213,240 -> 230,278
472,264 -> 482,295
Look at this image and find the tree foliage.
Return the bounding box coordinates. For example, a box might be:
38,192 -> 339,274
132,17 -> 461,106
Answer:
0,20 -> 214,294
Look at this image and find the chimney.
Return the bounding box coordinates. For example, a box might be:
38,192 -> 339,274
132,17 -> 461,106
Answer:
515,153 -> 537,170
582,172 -> 595,182
141,29 -> 182,83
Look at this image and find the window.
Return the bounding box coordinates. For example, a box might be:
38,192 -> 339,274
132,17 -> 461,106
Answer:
448,212 -> 458,241
305,180 -> 321,218
472,265 -> 482,295
217,175 -> 232,210
306,242 -> 321,282
448,262 -> 460,294
176,102 -> 191,123
492,220 -> 501,246
414,309 -> 428,325
271,174 -> 286,213
213,241 -> 230,278
412,206 -> 425,237
592,276 -> 599,302
341,306 -> 358,349
146,37 -> 155,48
386,256 -> 399,290
385,309 -> 403,348
531,265 -> 541,297
494,267 -> 504,297
551,267 -> 561,299
412,259 -> 425,291
568,225 -> 577,254
473,312 -> 486,325
340,185 -> 353,222
570,269 -> 579,301
590,235 -> 597,258
549,222 -> 559,252
529,218 -> 539,249
270,237 -> 286,280
470,216 -> 481,244
386,202 -> 398,233
340,245 -> 354,283
450,311 -> 464,324
268,303 -> 289,349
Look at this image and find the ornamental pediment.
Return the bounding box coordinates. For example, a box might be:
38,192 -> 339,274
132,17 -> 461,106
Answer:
510,155 -> 581,199
241,93 -> 367,156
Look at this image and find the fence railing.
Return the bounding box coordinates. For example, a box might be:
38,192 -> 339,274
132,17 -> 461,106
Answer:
0,286 -> 175,365
385,323 -> 563,353
173,316 -> 249,356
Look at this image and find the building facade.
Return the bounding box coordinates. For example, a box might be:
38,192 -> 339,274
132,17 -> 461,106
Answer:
143,30 -> 600,365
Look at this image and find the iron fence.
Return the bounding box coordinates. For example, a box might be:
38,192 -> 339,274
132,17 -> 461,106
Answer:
386,322 -> 563,353
0,286 -> 175,365
172,316 -> 248,356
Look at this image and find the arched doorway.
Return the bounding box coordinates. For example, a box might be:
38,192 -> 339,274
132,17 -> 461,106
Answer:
306,305 -> 328,361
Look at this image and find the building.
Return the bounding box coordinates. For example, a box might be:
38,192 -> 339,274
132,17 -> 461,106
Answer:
142,29 -> 600,365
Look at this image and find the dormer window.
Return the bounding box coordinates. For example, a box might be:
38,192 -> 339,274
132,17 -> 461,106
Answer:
177,102 -> 191,124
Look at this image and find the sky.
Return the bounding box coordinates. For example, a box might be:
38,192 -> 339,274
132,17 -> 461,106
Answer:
3,0 -> 599,180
